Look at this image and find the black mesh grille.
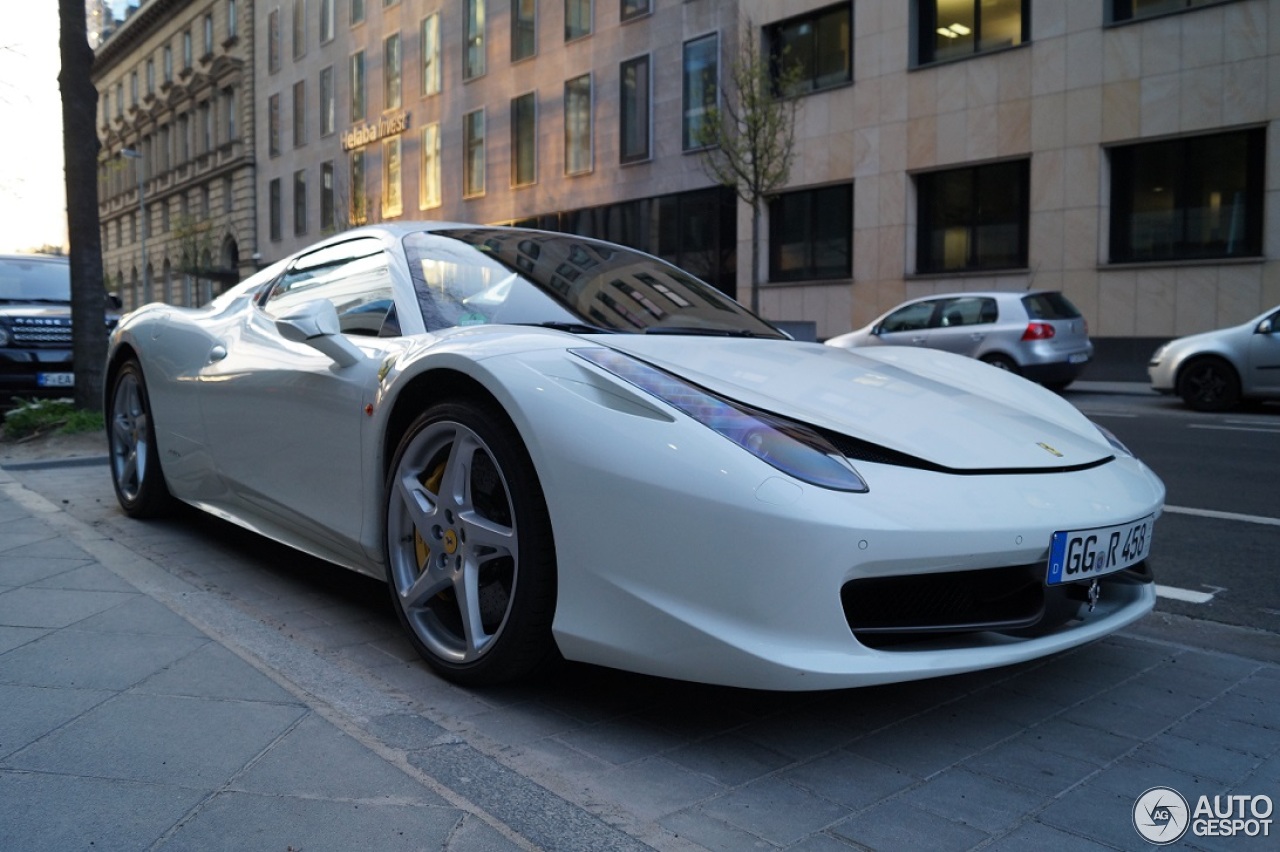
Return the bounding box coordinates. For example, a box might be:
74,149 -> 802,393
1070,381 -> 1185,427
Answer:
10,317 -> 72,346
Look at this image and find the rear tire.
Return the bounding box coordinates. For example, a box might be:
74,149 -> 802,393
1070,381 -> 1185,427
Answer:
384,401 -> 558,686
108,359 -> 175,518
980,354 -> 1019,375
1176,357 -> 1240,412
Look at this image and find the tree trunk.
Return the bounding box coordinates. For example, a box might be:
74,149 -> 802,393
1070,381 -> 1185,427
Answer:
58,0 -> 108,411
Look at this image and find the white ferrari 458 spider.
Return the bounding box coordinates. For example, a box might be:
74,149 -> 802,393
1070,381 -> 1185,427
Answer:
105,223 -> 1164,690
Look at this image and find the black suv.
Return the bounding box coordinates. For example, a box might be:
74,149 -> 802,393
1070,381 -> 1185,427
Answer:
0,253 -> 118,401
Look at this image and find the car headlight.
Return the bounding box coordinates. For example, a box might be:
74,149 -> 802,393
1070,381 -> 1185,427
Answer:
1093,421 -> 1133,457
573,348 -> 868,492
0,326 -> 10,347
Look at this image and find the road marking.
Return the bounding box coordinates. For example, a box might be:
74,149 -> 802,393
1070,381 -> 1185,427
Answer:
1187,423 -> 1280,435
1155,584 -> 1218,604
1165,505 -> 1280,527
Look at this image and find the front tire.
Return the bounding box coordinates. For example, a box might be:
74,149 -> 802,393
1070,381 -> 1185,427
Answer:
108,359 -> 174,518
384,401 -> 558,686
1177,357 -> 1240,412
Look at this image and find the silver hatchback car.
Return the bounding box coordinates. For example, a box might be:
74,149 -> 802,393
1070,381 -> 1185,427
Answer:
1148,305 -> 1280,411
825,290 -> 1094,390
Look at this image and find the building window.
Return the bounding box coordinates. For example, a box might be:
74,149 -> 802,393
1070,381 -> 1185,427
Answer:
222,87 -> 236,141
350,51 -> 365,120
1109,128 -> 1265,264
384,33 -> 402,110
464,0 -> 486,80
178,114 -> 190,160
102,92 -> 110,126
916,159 -> 1030,273
163,46 -> 173,83
421,14 -> 441,95
620,54 -> 650,164
202,184 -> 210,217
268,93 -> 281,156
268,9 -> 281,73
320,161 -> 335,231
203,13 -> 214,56
766,3 -> 851,95
463,109 -> 485,197
564,74 -> 592,175
420,123 -> 441,209
682,33 -> 717,151
223,175 -> 233,213
269,178 -> 282,241
350,149 -> 367,223
130,70 -> 138,105
621,0 -> 650,21
146,59 -> 155,95
512,0 -> 535,61
293,81 -> 306,147
115,82 -> 123,116
293,0 -> 307,60
320,0 -> 335,43
228,0 -> 238,39
383,136 -> 403,218
769,184 -> 852,282
351,0 -> 364,25
319,67 -> 335,136
183,30 -> 193,69
199,100 -> 212,152
511,92 -> 536,187
565,0 -> 591,41
294,170 -> 308,236
1110,0 -> 1226,23
917,0 -> 1026,65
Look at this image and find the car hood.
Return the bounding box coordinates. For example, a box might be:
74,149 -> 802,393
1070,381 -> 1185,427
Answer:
0,304 -> 71,319
599,336 -> 1112,471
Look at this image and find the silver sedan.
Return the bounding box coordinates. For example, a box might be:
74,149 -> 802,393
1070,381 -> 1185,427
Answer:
1148,305 -> 1280,411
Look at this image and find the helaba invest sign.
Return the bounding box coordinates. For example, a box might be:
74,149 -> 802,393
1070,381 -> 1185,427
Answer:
341,111 -> 410,151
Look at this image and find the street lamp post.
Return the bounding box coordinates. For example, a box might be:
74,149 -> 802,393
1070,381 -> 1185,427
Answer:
120,147 -> 149,305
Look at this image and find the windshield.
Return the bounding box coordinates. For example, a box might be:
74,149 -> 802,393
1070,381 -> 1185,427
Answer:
0,256 -> 71,302
403,228 -> 786,338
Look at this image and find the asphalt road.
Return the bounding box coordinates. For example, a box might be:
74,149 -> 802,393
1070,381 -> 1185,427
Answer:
1064,387 -> 1280,635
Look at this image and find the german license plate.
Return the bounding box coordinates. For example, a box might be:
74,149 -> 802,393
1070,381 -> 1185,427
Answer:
1068,352 -> 1089,364
1046,515 -> 1153,585
37,372 -> 75,387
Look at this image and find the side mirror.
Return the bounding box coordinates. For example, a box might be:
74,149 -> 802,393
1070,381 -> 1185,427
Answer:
106,292 -> 124,311
870,324 -> 882,336
1257,318 -> 1275,335
275,298 -> 365,368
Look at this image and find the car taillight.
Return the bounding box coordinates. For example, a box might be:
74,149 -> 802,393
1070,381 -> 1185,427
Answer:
1021,322 -> 1055,341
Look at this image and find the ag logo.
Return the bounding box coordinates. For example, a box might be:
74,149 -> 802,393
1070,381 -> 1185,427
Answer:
1134,786 -> 1190,844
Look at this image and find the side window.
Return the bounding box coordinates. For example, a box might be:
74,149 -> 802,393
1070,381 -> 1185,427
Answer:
261,237 -> 398,336
880,302 -> 936,333
939,297 -> 997,327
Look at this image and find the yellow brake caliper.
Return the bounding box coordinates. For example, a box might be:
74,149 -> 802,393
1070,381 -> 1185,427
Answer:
413,461 -> 448,574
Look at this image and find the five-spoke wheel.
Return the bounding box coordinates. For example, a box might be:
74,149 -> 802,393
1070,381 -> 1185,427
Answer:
385,402 -> 556,685
108,359 -> 173,518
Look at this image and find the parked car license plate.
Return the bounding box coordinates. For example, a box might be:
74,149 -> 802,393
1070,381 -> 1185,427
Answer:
1046,515 -> 1153,585
37,372 -> 75,387
1068,352 -> 1089,364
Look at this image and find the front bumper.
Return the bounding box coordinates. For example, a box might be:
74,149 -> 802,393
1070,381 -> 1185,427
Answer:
0,349 -> 75,398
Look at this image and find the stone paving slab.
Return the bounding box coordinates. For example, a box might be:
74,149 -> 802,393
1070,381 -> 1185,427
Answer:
3,456 -> 1279,850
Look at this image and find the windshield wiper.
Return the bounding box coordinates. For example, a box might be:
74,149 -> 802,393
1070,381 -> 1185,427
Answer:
643,326 -> 760,337
517,321 -> 616,334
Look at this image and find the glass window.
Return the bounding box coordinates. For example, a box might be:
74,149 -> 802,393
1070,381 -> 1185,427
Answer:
269,178 -> 282,240
512,92 -> 537,187
293,0 -> 307,60
350,51 -> 365,121
294,170 -> 308,236
222,87 -> 236,141
564,74 -> 592,175
130,70 -> 138,105
320,0 -> 335,42
1109,128 -> 1265,263
766,3 -> 851,95
115,82 -> 123,116
384,33 -> 401,110
918,0 -> 1025,65
146,59 -> 155,95
512,0 -> 536,61
320,161 -> 335,231
463,109 -> 486,197
383,136 -> 403,218
621,0 -> 649,21
464,0 -> 486,80
183,30 -> 193,68
422,14 -> 441,95
1111,0 -> 1226,23
351,0 -> 365,25
565,0 -> 591,41
420,123 -> 441,209
350,149 -> 367,224
268,93 -> 281,156
204,13 -> 214,55
620,55 -> 650,164
262,237 -> 395,336
768,184 -> 852,282
228,0 -> 238,38
163,46 -> 172,83
319,66 -> 334,136
682,34 -> 717,151
268,9 -> 281,73
916,160 -> 1029,273
292,80 -> 306,147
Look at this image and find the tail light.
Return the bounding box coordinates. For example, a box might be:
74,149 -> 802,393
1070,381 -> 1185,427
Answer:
1021,322 -> 1055,341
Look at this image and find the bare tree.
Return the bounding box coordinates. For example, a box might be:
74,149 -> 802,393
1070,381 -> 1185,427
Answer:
57,0 -> 108,411
697,33 -> 802,315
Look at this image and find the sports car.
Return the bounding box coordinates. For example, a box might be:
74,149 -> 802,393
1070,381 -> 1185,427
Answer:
105,223 -> 1164,691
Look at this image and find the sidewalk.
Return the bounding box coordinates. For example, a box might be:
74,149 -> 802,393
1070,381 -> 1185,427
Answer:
2,454 -> 1279,851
